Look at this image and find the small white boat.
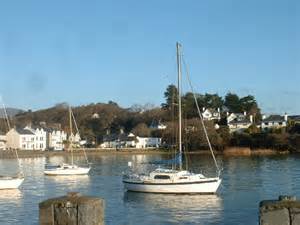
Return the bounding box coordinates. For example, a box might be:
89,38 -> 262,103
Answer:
44,106 -> 90,176
123,43 -> 221,194
44,163 -> 90,176
0,175 -> 24,189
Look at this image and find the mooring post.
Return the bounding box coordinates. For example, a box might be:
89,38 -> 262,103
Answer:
259,195 -> 300,225
39,192 -> 105,225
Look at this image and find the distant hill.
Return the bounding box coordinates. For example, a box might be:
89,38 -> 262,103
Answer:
0,107 -> 24,118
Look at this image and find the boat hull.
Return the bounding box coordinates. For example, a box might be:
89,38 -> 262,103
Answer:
123,178 -> 221,194
0,177 -> 24,189
44,167 -> 90,176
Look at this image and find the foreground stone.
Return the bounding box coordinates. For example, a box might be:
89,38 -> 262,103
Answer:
39,192 -> 104,225
260,195 -> 300,225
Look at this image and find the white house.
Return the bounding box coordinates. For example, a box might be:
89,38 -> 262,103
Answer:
136,137 -> 161,148
6,128 -> 36,150
101,132 -> 161,149
261,114 -> 288,130
202,108 -> 221,121
150,120 -> 167,130
24,126 -> 47,150
227,112 -> 253,133
48,129 -> 67,151
69,132 -> 81,148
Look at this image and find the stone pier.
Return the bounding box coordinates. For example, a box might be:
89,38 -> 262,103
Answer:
259,195 -> 300,225
39,192 -> 104,225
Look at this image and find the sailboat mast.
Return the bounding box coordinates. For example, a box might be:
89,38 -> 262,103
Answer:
176,42 -> 182,170
69,106 -> 74,166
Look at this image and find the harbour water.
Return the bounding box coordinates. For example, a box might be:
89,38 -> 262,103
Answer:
0,153 -> 299,225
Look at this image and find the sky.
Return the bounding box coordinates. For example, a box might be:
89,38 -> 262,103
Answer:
0,0 -> 299,114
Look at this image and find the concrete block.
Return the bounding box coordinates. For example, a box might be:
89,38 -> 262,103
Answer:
260,208 -> 290,225
39,192 -> 104,225
290,207 -> 300,225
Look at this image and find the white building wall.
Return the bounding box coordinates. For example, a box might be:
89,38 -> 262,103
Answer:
6,129 -> 21,149
49,130 -> 67,150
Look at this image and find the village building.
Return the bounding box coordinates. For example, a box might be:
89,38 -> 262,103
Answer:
150,120 -> 167,130
6,128 -> 36,150
48,129 -> 67,151
24,126 -> 47,150
202,108 -> 221,121
261,114 -> 288,130
101,132 -> 161,149
227,112 -> 253,133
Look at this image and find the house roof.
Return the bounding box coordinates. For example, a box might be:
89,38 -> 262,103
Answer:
103,133 -> 137,142
15,128 -> 35,135
228,117 -> 251,125
263,115 -> 285,122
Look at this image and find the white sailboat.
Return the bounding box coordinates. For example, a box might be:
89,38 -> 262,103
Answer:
44,106 -> 90,175
123,43 -> 222,194
0,98 -> 24,189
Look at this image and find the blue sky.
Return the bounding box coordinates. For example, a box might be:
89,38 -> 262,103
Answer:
0,0 -> 299,114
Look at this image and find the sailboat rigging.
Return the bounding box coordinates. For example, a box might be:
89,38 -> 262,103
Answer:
0,98 -> 24,189
44,105 -> 90,175
122,43 -> 222,194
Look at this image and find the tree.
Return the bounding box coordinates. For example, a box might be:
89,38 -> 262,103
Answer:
162,85 -> 178,110
204,93 -> 223,109
132,123 -> 151,137
224,93 -> 241,112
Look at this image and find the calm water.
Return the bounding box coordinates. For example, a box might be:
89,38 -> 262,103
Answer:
0,153 -> 299,225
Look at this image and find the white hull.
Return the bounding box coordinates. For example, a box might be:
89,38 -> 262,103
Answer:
124,178 -> 221,194
123,169 -> 221,194
0,177 -> 24,189
44,165 -> 90,176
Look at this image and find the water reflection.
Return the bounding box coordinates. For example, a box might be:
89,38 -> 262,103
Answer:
124,192 -> 223,224
46,175 -> 90,189
0,189 -> 22,201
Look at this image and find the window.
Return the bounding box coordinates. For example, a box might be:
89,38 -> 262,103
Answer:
154,175 -> 170,180
31,137 -> 34,141
40,144 -> 43,148
279,122 -> 282,125
40,137 -> 43,141
22,144 -> 26,149
264,122 -> 269,125
22,137 -> 26,141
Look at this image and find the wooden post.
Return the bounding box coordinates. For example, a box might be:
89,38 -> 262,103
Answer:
39,192 -> 104,225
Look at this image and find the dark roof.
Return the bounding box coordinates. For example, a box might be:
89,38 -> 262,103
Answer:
15,128 -> 35,135
263,115 -> 285,122
228,117 -> 251,125
103,133 -> 137,142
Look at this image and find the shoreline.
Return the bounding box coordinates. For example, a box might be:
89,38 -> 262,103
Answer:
0,147 -> 295,159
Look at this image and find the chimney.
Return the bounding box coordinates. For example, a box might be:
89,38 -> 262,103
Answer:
202,107 -> 205,112
284,113 -> 288,122
120,128 -> 124,134
250,115 -> 253,123
244,111 -> 247,116
217,108 -> 220,113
